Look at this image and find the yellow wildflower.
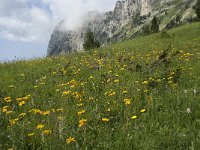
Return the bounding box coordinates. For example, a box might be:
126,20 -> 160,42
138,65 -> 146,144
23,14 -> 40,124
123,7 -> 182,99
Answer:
9,85 -> 14,88
19,101 -> 25,107
66,137 -> 76,144
89,76 -> 93,79
89,97 -> 94,101
36,124 -> 45,129
77,110 -> 86,116
56,108 -> 64,112
9,118 -> 19,126
131,116 -> 137,119
77,103 -> 83,107
43,130 -> 52,135
102,118 -> 109,122
63,90 -> 71,95
124,99 -> 131,105
143,81 -> 149,85
78,119 -> 87,127
42,111 -> 50,115
19,113 -> 26,118
4,97 -> 12,103
140,109 -> 146,113
16,97 -> 23,101
2,106 -> 9,113
28,133 -> 35,137
20,74 -> 25,77
114,79 -> 120,83
6,111 -> 13,115
122,91 -> 128,94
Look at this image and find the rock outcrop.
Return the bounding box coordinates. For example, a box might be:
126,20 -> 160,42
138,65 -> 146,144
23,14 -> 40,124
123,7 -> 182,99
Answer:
47,0 -> 196,56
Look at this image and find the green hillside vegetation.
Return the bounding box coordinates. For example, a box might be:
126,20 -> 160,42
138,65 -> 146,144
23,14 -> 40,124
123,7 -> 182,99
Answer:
0,22 -> 200,149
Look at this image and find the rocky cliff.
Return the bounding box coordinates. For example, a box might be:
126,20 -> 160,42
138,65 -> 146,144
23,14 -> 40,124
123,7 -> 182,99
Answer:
47,0 -> 197,56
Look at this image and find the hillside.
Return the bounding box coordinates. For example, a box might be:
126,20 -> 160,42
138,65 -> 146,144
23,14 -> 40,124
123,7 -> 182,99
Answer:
0,22 -> 200,149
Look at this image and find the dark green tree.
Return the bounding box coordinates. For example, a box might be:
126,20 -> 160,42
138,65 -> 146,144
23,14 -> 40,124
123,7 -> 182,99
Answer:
151,16 -> 159,33
194,0 -> 200,19
83,32 -> 100,51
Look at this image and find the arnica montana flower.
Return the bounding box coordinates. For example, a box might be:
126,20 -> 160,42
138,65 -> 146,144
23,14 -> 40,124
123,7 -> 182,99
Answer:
78,119 -> 87,127
4,97 -> 12,103
66,137 -> 76,144
63,90 -> 71,95
36,124 -> 45,129
124,99 -> 131,105
131,116 -> 137,119
143,81 -> 149,85
77,110 -> 86,116
28,133 -> 35,137
102,118 -> 109,122
43,130 -> 52,135
140,109 -> 146,113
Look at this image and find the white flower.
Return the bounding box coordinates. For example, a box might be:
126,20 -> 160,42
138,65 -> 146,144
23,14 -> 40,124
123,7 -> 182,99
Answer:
186,108 -> 191,114
193,89 -> 197,95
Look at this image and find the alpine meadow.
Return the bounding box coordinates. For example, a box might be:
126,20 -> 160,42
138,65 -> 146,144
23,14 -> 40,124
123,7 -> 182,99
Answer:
0,0 -> 200,150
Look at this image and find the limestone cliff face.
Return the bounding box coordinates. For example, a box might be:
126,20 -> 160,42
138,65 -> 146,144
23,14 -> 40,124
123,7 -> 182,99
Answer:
47,0 -> 196,56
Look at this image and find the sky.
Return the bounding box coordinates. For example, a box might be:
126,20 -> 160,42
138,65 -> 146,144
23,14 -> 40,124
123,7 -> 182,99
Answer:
0,0 -> 117,62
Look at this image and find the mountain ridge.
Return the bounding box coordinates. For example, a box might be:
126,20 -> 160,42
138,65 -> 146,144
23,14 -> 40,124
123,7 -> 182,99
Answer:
47,0 -> 197,56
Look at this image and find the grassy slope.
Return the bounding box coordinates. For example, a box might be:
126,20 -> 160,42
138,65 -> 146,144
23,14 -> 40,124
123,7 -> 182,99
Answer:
0,22 -> 200,150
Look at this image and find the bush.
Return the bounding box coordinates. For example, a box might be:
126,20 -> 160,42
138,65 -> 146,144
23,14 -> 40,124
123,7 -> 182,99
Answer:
151,16 -> 159,33
83,32 -> 100,51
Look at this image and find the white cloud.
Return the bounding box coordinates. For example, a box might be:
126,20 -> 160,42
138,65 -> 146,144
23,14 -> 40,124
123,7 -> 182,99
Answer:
0,0 -> 117,43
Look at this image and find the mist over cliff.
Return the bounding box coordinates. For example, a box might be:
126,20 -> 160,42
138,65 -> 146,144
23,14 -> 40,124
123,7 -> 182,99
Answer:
47,0 -> 197,56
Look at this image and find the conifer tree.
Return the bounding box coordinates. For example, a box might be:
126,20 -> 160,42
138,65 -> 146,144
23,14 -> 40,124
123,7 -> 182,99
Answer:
151,16 -> 159,33
195,0 -> 200,19
83,32 -> 100,51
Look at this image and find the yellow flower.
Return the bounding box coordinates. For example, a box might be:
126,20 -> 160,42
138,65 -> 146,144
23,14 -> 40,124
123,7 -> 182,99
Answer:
19,113 -> 26,118
56,108 -> 64,112
20,74 -> 25,77
19,101 -> 25,107
4,97 -> 12,103
114,79 -> 120,83
102,118 -> 109,122
66,137 -> 76,144
6,111 -> 13,115
89,97 -> 94,101
89,76 -> 93,79
143,81 -> 149,85
28,132 -> 35,137
16,97 -> 23,101
131,116 -> 137,119
2,106 -> 9,113
63,90 -> 71,95
77,103 -> 83,107
122,91 -> 128,94
36,124 -> 45,129
9,85 -> 14,88
140,109 -> 146,113
78,119 -> 87,127
42,111 -> 50,115
9,118 -> 19,126
43,130 -> 52,135
77,110 -> 86,116
124,99 -> 131,105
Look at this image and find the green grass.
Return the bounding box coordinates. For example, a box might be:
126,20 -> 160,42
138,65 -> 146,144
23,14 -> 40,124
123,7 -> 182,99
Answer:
0,22 -> 200,150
